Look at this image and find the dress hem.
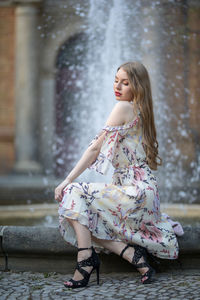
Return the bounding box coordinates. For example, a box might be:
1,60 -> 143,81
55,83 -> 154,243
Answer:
59,210 -> 179,260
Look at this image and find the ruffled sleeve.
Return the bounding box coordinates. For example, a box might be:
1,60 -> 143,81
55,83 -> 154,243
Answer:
88,129 -> 119,175
88,116 -> 140,175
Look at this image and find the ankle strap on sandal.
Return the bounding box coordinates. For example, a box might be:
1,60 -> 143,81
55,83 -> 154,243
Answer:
78,247 -> 92,252
120,244 -> 130,258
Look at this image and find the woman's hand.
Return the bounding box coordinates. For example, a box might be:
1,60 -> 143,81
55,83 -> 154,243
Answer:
54,178 -> 71,203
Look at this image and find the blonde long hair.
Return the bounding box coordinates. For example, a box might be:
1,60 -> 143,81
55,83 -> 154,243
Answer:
118,61 -> 162,170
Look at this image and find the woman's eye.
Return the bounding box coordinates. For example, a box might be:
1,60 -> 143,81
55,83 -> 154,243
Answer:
124,82 -> 129,86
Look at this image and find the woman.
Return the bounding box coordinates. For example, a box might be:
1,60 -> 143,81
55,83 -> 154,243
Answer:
55,61 -> 184,288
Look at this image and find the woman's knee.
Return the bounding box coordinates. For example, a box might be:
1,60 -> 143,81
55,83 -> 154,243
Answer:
66,217 -> 76,226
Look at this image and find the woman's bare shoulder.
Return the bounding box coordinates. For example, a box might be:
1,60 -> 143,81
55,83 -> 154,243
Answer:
113,101 -> 134,114
116,101 -> 136,122
114,100 -> 133,108
105,101 -> 135,126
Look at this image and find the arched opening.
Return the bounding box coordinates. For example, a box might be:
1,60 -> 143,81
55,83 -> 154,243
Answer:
54,33 -> 87,177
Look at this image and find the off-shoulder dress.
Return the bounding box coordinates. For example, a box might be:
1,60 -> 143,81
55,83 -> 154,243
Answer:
58,114 -> 184,259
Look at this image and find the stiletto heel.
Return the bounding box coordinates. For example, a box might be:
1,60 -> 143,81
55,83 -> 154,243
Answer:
120,244 -> 155,284
64,246 -> 100,289
96,265 -> 100,285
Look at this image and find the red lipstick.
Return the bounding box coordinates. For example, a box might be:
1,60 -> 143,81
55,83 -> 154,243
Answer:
115,92 -> 121,96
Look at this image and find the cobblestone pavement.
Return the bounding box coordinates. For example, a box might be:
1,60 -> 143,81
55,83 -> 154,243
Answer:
0,270 -> 200,300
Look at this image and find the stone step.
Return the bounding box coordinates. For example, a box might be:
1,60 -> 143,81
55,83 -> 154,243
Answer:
1,175 -> 200,205
0,225 -> 200,273
0,203 -> 200,220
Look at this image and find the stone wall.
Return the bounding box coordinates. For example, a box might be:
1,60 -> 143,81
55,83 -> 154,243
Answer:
0,7 -> 15,174
188,2 -> 200,141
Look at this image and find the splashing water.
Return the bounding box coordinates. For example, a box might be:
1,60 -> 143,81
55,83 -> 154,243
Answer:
55,0 -> 200,204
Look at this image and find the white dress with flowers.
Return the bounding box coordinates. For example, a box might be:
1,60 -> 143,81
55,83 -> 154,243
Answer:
58,114 -> 184,259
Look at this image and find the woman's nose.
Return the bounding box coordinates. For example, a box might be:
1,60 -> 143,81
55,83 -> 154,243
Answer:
116,82 -> 121,90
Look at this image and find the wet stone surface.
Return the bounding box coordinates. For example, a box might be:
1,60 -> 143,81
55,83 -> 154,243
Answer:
0,271 -> 200,299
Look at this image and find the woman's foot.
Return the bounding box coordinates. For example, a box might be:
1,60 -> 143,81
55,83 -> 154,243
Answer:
64,246 -> 100,288
120,244 -> 155,284
64,248 -> 93,286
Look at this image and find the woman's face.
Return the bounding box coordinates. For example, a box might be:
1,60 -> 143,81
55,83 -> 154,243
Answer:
114,68 -> 133,102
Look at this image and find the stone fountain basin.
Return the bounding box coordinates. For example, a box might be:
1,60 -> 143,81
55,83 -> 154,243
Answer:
0,224 -> 200,274
0,203 -> 199,227
0,203 -> 200,273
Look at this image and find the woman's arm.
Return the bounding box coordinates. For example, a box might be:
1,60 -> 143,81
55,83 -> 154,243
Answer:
55,101 -> 131,202
65,132 -> 107,182
54,132 -> 106,202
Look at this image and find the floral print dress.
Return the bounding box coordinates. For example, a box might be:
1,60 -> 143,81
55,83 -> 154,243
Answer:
58,114 -> 184,259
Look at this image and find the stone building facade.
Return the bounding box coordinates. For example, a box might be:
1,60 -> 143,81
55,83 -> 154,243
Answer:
0,6 -> 15,173
0,0 -> 199,204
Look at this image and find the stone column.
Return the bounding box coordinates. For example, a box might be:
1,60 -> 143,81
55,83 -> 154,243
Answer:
40,74 -> 55,175
14,1 -> 42,173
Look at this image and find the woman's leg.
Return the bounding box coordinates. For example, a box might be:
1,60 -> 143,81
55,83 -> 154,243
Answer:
65,218 -> 148,285
64,218 -> 93,285
91,237 -> 148,274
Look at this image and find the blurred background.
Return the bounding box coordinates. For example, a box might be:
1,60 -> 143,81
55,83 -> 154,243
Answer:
0,0 -> 199,226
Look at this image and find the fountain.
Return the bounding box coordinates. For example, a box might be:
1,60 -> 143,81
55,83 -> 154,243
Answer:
0,0 -> 200,276
55,0 -> 200,205
0,0 -> 199,227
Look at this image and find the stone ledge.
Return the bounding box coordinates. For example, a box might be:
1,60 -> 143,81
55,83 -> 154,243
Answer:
0,175 -> 59,204
1,225 -> 200,255
1,203 -> 200,219
0,175 -> 200,205
0,225 -> 200,273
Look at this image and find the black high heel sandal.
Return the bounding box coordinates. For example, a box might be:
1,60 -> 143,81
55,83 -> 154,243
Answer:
120,244 -> 155,284
64,246 -> 100,289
